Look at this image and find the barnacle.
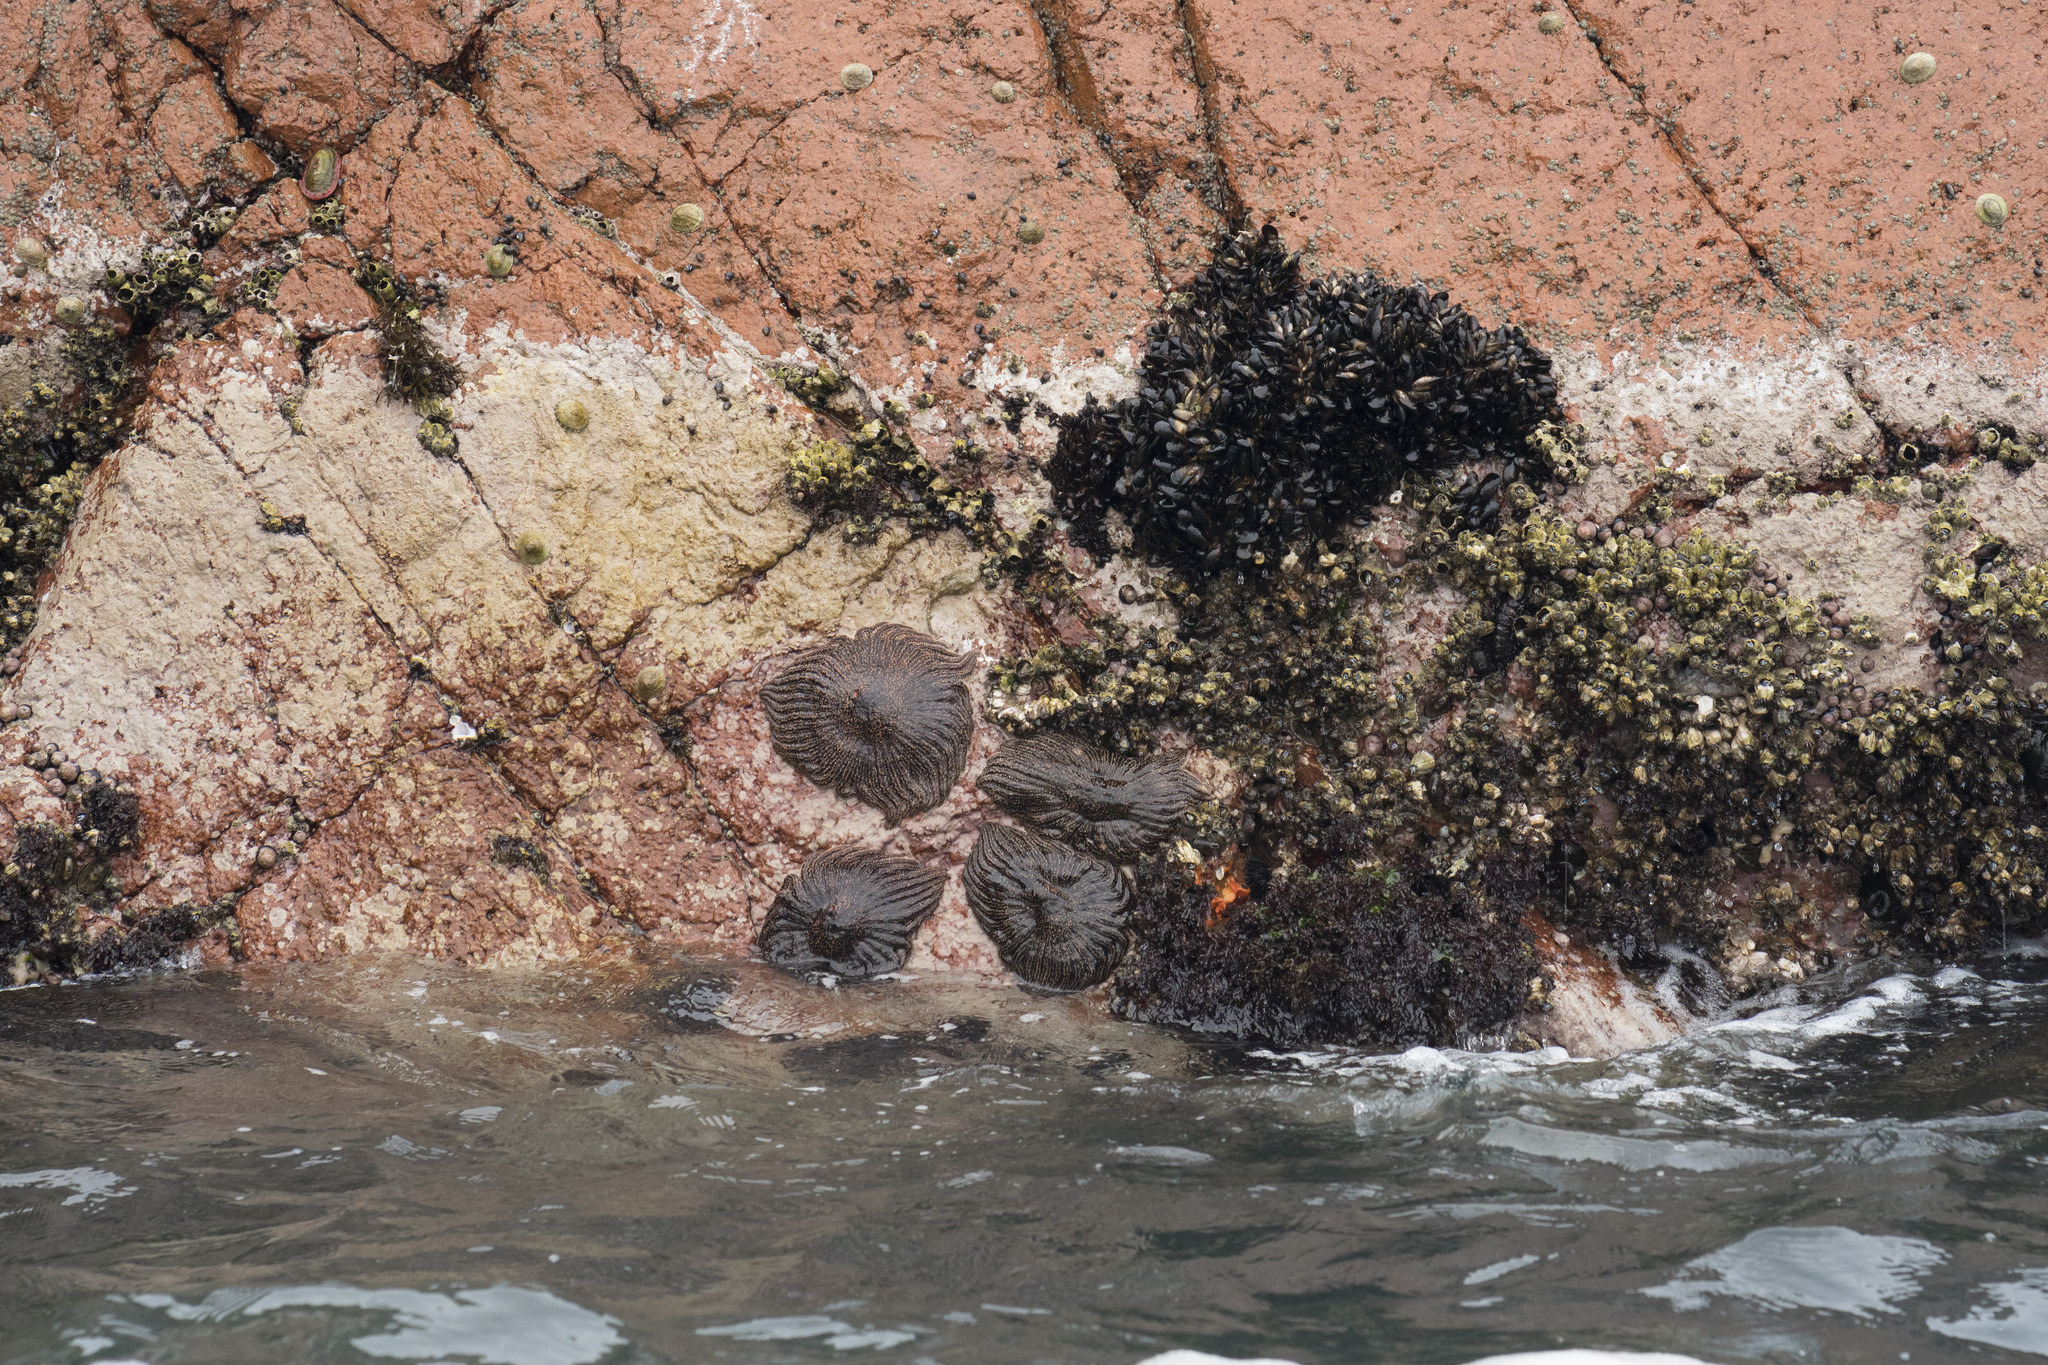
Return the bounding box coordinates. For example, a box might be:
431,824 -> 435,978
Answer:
964,824 -> 1133,991
763,623 -> 975,822
978,733 -> 1203,861
757,846 -> 945,981
1048,224 -> 1560,572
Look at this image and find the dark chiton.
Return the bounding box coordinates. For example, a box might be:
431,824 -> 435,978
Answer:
764,623 -> 975,822
757,846 -> 947,981
964,824 -> 1133,992
977,733 -> 1202,862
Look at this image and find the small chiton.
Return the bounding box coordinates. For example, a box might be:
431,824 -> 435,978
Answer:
299,147 -> 342,201
763,622 -> 974,823
977,733 -> 1202,862
758,845 -> 946,981
964,824 -> 1133,992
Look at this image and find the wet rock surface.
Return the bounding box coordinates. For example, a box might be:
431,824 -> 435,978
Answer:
0,0 -> 2043,1051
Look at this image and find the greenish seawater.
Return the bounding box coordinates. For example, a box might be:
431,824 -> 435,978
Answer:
1,950 -> 2043,1365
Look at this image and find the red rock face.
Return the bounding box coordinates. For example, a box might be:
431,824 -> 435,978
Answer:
0,0 -> 2043,1039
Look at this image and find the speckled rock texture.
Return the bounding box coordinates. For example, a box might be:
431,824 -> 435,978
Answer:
0,0 -> 2042,1046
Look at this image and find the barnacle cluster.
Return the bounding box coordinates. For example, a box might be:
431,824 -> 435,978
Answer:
784,417 -> 1045,572
355,263 -> 464,405
0,239 -> 223,652
1048,223 -> 1560,571
989,225 -> 2048,1045
0,777 -> 187,982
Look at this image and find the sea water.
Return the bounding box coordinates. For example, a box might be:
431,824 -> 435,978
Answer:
1,949 -> 2043,1364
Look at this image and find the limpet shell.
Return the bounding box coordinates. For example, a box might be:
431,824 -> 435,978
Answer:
555,398 -> 589,432
483,244 -> 515,278
52,296 -> 87,327
633,665 -> 667,702
1899,52 -> 1936,84
669,202 -> 705,234
1537,11 -> 1565,33
1017,220 -> 1046,245
1976,193 -> 2008,227
299,147 -> 342,201
989,80 -> 1017,103
840,63 -> 874,92
513,530 -> 548,565
13,238 -> 48,271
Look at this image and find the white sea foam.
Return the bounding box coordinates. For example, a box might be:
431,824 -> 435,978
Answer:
131,1284 -> 624,1365
1928,1268 -> 2048,1355
1642,1226 -> 1946,1316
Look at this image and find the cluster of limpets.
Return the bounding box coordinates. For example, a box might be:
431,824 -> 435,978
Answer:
756,623 -> 1201,989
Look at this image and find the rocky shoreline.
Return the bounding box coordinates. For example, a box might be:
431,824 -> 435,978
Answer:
0,0 -> 2042,1055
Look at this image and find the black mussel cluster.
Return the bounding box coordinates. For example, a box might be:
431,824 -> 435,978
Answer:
756,625 -> 1200,990
1048,224 -> 1561,570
